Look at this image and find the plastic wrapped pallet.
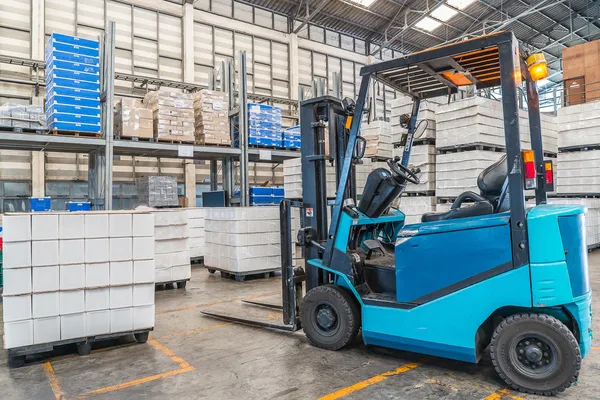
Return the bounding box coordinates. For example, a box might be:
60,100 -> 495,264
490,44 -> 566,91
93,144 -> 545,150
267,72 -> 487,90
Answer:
556,150 -> 600,194
362,120 -> 393,158
204,207 -> 282,274
283,126 -> 301,150
558,102 -> 600,148
0,104 -> 46,129
234,104 -> 283,148
283,157 -> 337,199
115,98 -> 153,139
187,208 -> 205,259
144,90 -> 194,143
2,211 -> 155,350
193,89 -> 230,146
152,209 -> 191,284
136,176 -> 179,208
436,150 -> 504,198
390,97 -> 440,144
395,196 -> 436,225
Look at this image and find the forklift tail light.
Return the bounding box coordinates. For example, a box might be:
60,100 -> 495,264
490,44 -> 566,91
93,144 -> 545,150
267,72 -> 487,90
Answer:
544,160 -> 555,192
522,150 -> 537,190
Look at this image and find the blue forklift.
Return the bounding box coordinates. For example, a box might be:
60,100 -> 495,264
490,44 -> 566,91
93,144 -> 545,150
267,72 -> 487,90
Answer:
202,31 -> 592,396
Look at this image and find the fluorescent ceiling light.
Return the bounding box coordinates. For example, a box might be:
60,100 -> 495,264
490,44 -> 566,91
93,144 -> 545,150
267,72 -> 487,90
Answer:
345,0 -> 378,7
415,16 -> 442,32
447,0 -> 477,10
431,4 -> 458,22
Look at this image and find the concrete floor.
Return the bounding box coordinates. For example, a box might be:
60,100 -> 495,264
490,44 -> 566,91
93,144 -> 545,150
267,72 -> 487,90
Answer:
2,255 -> 600,400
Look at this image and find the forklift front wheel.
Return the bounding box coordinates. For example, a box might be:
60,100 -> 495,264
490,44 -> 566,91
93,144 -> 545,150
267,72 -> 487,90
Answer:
490,313 -> 581,396
301,284 -> 361,351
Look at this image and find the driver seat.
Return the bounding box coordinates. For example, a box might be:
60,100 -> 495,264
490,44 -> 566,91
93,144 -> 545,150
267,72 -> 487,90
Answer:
421,155 -> 507,223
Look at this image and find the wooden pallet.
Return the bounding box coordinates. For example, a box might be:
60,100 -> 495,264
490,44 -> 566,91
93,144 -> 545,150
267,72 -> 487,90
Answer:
205,265 -> 279,282
195,142 -> 232,147
49,129 -> 101,138
0,125 -> 46,135
155,138 -> 196,144
155,278 -> 190,289
114,135 -> 154,142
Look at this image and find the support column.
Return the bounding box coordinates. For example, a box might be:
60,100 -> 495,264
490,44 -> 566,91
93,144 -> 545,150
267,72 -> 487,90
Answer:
184,160 -> 196,207
31,152 -> 45,197
289,33 -> 299,101
182,2 -> 195,84
31,0 -> 46,194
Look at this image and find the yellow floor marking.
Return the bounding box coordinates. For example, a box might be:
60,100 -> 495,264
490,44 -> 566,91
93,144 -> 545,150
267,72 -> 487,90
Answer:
592,346 -> 600,350
158,322 -> 232,339
155,291 -> 278,315
42,361 -> 65,400
317,361 -> 422,400
484,388 -> 525,400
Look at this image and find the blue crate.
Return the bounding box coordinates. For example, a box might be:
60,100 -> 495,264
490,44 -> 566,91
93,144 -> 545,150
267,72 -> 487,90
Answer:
48,33 -> 99,50
249,187 -> 273,196
46,84 -> 100,100
48,121 -> 101,133
46,75 -> 100,92
47,59 -> 99,74
30,197 -> 51,212
249,120 -> 282,131
272,187 -> 284,197
46,64 -> 100,83
47,94 -> 101,109
248,103 -> 282,114
46,102 -> 100,117
47,112 -> 100,126
283,139 -> 301,150
46,40 -> 100,58
273,196 -> 284,204
46,50 -> 99,67
250,195 -> 276,205
249,128 -> 281,139
67,201 -> 91,211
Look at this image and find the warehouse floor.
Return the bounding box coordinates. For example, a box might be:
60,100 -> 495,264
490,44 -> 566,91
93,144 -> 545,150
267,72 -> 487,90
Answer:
2,255 -> 600,400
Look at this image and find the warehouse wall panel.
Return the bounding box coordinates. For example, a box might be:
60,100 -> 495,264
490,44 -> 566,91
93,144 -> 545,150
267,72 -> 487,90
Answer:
194,23 -> 213,66
107,1 -> 132,50
133,7 -> 158,41
234,2 -> 253,24
45,0 -> 76,36
214,28 -> 234,57
77,0 -> 104,29
158,14 -> 182,60
212,0 -> 233,18
0,0 -> 31,31
133,37 -> 158,71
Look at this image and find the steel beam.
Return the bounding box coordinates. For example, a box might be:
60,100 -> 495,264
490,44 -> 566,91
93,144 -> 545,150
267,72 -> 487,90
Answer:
294,0 -> 332,34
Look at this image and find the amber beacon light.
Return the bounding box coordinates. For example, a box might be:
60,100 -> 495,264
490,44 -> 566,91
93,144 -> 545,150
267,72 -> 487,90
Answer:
526,53 -> 549,82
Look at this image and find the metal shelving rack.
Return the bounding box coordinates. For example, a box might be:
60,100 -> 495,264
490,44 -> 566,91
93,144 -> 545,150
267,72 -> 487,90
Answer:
0,23 -> 300,209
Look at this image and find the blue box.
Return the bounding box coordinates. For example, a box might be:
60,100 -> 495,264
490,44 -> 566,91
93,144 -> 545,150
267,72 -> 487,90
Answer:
249,120 -> 282,131
47,112 -> 101,126
48,33 -> 99,50
67,201 -> 91,211
46,84 -> 100,100
47,121 -> 101,133
250,195 -> 276,205
47,94 -> 101,109
46,64 -> 100,83
46,50 -> 99,67
272,188 -> 284,197
273,196 -> 284,204
47,59 -> 99,74
249,187 -> 273,196
46,102 -> 100,117
283,139 -> 301,149
30,197 -> 51,212
46,75 -> 100,92
249,128 -> 281,139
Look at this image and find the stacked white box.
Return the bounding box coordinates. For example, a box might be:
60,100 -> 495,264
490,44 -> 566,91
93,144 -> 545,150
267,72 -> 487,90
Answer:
187,208 -> 205,259
436,150 -> 505,198
2,211 -> 155,350
556,150 -> 600,194
204,207 -> 281,274
395,196 -> 437,225
397,144 -> 437,194
557,102 -> 600,148
362,120 -> 393,159
152,209 -> 191,284
283,157 -> 337,199
390,97 -> 440,144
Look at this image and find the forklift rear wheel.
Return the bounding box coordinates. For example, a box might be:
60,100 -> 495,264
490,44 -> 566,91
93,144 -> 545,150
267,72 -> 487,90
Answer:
301,284 -> 361,351
490,313 -> 581,396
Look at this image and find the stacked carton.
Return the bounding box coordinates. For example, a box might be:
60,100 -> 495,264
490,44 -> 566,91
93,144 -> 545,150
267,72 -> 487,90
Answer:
2,212 -> 155,350
395,196 -> 436,225
193,89 -> 231,146
144,91 -> 194,143
235,104 -> 283,148
283,126 -> 301,150
188,208 -> 205,259
204,207 -> 281,274
136,176 -> 179,208
0,104 -> 45,130
114,99 -> 153,139
435,150 -> 504,198
283,157 -> 336,199
362,120 -> 393,159
153,209 -> 191,284
558,102 -> 600,149
390,97 -> 439,144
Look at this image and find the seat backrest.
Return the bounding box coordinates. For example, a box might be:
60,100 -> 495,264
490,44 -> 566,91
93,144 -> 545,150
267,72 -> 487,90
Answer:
477,154 -> 507,198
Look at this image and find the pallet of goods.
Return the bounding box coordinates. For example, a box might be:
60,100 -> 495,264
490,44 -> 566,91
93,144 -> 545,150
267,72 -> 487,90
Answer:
136,176 -> 179,208
395,196 -> 436,225
45,33 -> 101,135
235,104 -> 283,148
362,120 -> 393,159
400,144 -> 436,194
249,187 -> 284,206
283,157 -> 337,199
0,104 -> 46,132
193,89 -> 231,146
283,126 -> 301,150
2,211 -> 155,367
188,208 -> 205,262
152,209 -> 191,287
390,97 -> 440,144
114,99 -> 153,140
144,90 -> 195,143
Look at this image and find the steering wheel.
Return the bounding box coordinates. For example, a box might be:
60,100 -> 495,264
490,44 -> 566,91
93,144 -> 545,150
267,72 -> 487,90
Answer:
387,157 -> 420,185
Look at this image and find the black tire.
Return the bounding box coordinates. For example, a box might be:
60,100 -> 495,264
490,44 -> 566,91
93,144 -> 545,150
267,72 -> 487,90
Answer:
207,269 -> 216,274
135,332 -> 149,344
490,313 -> 581,396
77,341 -> 92,356
177,281 -> 187,289
300,284 -> 361,351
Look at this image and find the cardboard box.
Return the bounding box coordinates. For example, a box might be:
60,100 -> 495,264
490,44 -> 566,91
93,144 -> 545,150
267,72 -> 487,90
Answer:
85,262 -> 109,288
85,214 -> 109,238
34,316 -> 61,344
3,215 -> 31,242
133,305 -> 155,330
85,238 -> 109,263
133,237 -> 154,260
133,214 -> 154,237
33,291 -> 60,318
109,214 -> 132,237
32,240 -> 59,267
133,260 -> 155,284
4,319 -> 34,349
109,237 -> 133,262
61,313 -> 86,340
110,308 -> 133,333
32,214 -> 59,240
59,239 -> 85,265
86,310 -> 110,336
171,265 -> 191,281
3,267 -> 32,295
110,261 -> 133,286
60,264 -> 85,290
154,239 -> 189,255
59,290 -> 85,315
85,287 -> 110,312
59,214 -> 85,239
133,284 -> 154,307
109,285 -> 133,309
155,267 -> 171,283
3,294 -> 32,322
3,241 -> 32,269
33,266 -> 60,293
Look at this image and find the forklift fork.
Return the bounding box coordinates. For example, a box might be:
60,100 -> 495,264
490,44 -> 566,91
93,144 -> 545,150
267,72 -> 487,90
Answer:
200,200 -> 304,332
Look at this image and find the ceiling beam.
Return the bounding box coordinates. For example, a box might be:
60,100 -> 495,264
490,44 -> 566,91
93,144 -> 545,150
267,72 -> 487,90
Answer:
294,0 -> 332,34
